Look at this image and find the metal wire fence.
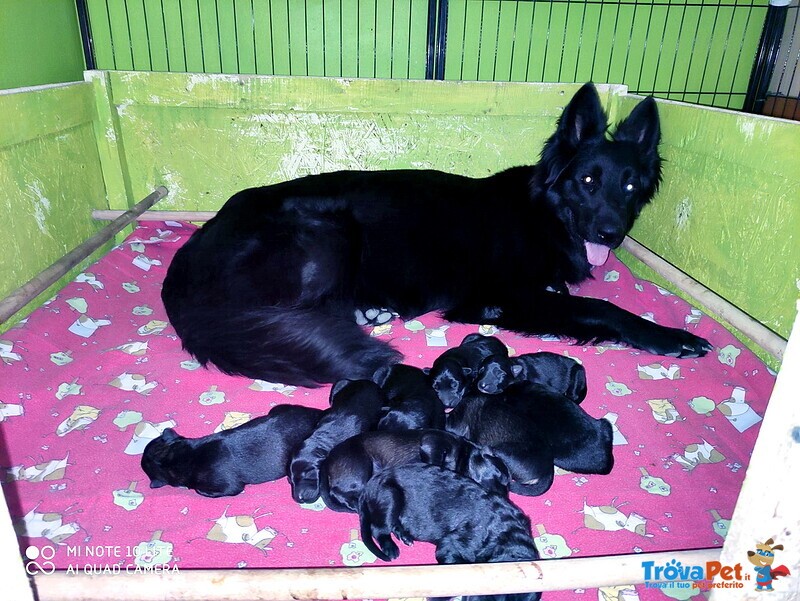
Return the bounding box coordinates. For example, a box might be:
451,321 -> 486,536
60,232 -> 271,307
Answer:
80,0 -> 792,113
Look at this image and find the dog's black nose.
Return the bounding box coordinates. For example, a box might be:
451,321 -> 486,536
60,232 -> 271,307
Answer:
597,229 -> 620,245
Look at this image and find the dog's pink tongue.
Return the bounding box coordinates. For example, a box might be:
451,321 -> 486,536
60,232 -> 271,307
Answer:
584,242 -> 611,266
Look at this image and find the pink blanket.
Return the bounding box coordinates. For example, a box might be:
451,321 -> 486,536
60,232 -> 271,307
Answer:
0,222 -> 774,600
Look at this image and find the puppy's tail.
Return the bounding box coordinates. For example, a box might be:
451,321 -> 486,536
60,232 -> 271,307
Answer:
164,302 -> 402,387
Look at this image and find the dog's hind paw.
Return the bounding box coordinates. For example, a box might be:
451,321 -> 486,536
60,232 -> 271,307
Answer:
355,307 -> 397,327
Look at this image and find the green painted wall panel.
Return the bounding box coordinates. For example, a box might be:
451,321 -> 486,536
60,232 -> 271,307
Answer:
103,73 -> 615,210
0,0 -> 85,90
623,96 -> 799,344
0,83 -> 108,328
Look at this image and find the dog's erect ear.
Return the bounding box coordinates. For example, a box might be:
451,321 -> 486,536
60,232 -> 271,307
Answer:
614,96 -> 661,154
558,83 -> 607,148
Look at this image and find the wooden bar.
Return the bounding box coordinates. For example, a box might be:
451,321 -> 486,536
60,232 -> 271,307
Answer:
33,548 -> 720,601
91,210 -> 216,221
711,301 -> 800,600
0,187 -> 168,325
621,237 -> 787,361
89,208 -> 786,361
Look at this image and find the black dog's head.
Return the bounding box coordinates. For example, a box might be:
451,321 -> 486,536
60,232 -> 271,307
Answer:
427,356 -> 472,408
141,428 -> 184,489
475,354 -> 517,394
538,83 -> 662,267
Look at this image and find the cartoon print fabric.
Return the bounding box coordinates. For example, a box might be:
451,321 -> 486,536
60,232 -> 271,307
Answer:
0,222 -> 775,600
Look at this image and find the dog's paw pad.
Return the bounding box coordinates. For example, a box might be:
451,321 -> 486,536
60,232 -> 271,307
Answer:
356,307 -> 397,326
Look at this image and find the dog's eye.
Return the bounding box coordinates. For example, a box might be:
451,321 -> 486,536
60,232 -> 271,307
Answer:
582,175 -> 594,185
624,183 -> 636,193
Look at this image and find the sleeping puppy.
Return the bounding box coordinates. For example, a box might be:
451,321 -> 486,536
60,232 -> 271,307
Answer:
141,404 -> 322,497
446,391 -> 555,496
372,364 -> 445,431
476,351 -> 587,402
289,379 -> 385,503
448,383 -> 613,496
506,381 -> 613,475
320,429 -> 509,512
359,464 -> 541,601
427,334 -> 508,407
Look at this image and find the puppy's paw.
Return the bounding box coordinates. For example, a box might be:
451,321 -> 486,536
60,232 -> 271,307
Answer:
393,525 -> 415,546
375,535 -> 401,561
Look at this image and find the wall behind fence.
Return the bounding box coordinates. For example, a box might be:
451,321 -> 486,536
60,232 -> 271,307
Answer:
0,83 -> 108,327
0,0 -> 85,89
84,0 -> 769,110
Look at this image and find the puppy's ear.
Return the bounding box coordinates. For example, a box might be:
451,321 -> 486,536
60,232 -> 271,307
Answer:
558,83 -> 607,149
149,479 -> 167,488
511,364 -> 524,378
160,428 -> 180,442
421,367 -> 431,375
330,379 -> 351,402
614,95 -> 660,155
371,365 -> 392,387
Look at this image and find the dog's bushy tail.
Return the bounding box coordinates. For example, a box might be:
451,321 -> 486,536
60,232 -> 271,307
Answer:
167,304 -> 401,387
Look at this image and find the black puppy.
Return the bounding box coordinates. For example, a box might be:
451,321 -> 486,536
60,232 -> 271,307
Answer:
141,404 -> 322,497
448,383 -> 614,495
427,334 -> 508,407
373,363 -> 445,431
359,464 -> 540,601
320,429 -> 509,512
446,391 -> 555,496
289,379 -> 385,503
476,352 -> 587,402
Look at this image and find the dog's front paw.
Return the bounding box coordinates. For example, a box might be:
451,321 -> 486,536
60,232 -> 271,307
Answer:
393,525 -> 415,546
640,327 -> 713,358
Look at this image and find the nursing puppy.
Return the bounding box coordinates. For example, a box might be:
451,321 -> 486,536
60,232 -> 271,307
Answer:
359,464 -> 541,601
476,351 -> 587,402
289,379 -> 385,503
427,334 -> 508,407
320,429 -> 509,512
141,404 -> 322,497
373,364 -> 445,431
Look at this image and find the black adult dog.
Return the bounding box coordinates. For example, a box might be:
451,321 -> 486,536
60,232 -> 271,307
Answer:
320,429 -> 509,512
162,83 -> 712,386
288,379 -> 385,503
141,405 -> 322,497
359,464 -> 541,601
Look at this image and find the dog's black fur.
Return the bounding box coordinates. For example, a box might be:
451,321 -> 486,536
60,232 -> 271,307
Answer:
476,351 -> 588,402
447,382 -> 614,496
426,334 -> 509,408
141,405 -> 322,497
288,379 -> 385,503
359,464 -> 541,601
320,429 -> 509,512
372,364 -> 446,431
161,83 -> 712,386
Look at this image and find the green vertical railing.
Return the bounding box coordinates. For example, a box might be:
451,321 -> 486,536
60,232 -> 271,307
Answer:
84,0 -> 768,109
